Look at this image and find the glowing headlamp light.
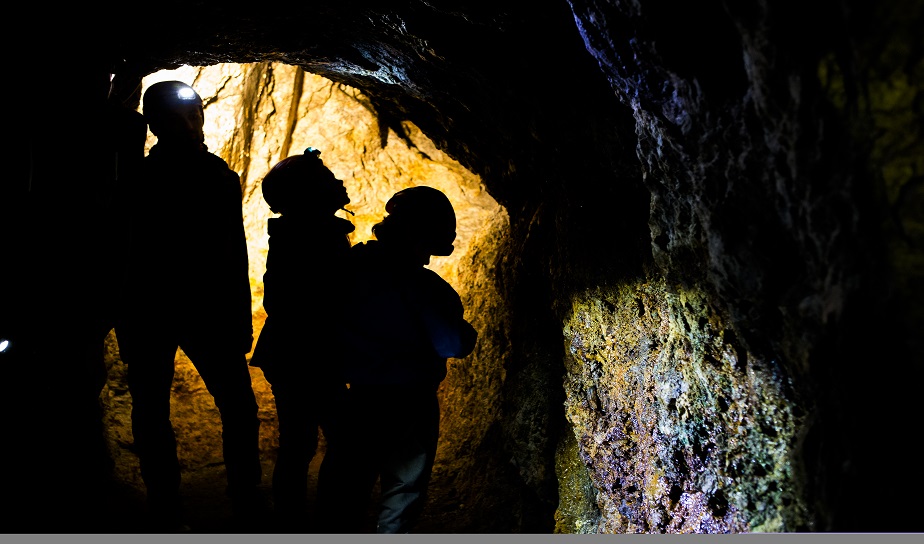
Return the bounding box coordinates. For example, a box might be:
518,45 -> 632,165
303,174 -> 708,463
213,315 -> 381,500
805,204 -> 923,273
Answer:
177,87 -> 198,101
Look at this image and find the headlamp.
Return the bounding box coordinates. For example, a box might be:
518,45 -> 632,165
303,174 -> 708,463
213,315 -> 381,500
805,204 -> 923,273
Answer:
177,87 -> 198,101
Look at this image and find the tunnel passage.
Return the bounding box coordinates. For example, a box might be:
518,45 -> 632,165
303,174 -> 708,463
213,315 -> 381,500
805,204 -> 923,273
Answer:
9,0 -> 923,534
100,62 -> 511,529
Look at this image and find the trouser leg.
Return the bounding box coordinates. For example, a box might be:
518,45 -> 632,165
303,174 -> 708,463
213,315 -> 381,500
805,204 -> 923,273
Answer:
117,327 -> 182,516
23,334 -> 114,531
315,386 -> 378,533
263,367 -> 318,518
185,344 -> 262,505
375,390 -> 439,534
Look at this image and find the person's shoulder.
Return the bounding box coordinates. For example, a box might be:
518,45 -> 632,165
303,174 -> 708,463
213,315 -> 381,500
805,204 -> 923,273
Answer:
348,240 -> 384,268
267,216 -> 285,234
419,267 -> 459,296
419,266 -> 444,281
108,103 -> 145,128
350,240 -> 376,255
198,151 -> 240,183
201,150 -> 235,170
332,216 -> 356,235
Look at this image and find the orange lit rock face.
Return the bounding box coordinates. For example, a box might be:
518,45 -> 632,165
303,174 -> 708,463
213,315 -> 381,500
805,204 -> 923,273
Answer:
102,63 -> 508,506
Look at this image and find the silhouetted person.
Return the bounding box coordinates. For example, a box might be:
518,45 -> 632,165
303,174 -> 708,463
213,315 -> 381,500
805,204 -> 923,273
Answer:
86,65 -> 148,438
114,80 -> 263,531
79,62 -> 149,526
249,147 -> 355,530
99,65 -> 147,344
317,186 -> 478,533
2,57 -> 147,533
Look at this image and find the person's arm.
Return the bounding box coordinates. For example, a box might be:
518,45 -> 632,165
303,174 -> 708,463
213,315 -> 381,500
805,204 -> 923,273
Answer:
219,164 -> 255,354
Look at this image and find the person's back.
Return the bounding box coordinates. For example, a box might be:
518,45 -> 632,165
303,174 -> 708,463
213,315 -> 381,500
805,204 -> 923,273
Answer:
250,147 -> 354,530
318,186 -> 477,534
343,239 -> 468,387
254,148 -> 354,360
119,106 -> 250,334
114,80 -> 262,532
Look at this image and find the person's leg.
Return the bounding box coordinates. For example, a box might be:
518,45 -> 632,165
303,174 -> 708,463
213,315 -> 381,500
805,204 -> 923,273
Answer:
316,386 -> 379,533
115,324 -> 184,527
262,364 -> 318,528
182,340 -> 262,513
21,328 -> 114,531
375,389 -> 440,534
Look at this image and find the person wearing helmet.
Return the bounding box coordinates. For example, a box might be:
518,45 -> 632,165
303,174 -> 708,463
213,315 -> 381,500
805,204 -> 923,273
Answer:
316,185 -> 478,533
249,148 -> 355,530
114,80 -> 264,531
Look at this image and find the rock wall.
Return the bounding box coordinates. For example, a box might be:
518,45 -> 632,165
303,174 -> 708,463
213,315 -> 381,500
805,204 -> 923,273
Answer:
559,0 -> 924,532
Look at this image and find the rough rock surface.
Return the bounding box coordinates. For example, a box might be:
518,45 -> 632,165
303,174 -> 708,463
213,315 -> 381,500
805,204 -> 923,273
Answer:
6,0 -> 923,534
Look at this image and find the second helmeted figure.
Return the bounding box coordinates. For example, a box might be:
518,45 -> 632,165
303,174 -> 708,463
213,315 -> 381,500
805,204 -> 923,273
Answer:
249,147 -> 355,531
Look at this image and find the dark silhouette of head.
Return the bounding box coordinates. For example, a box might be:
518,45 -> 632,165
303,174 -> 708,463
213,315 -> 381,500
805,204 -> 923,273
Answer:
261,147 -> 350,216
142,80 -> 204,147
373,186 -> 457,257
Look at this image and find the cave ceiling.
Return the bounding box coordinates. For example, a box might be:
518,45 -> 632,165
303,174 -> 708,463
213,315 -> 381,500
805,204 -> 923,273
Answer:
29,1 -> 643,213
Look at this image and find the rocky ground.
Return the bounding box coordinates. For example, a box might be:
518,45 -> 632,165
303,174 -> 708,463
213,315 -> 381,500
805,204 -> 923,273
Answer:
97,454 -> 430,534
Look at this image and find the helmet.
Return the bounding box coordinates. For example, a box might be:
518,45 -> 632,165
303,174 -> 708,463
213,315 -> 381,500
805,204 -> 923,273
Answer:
142,80 -> 202,120
375,186 -> 456,256
261,148 -> 349,214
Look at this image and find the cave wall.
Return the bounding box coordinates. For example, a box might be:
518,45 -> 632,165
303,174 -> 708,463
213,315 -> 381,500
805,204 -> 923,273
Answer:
4,0 -> 922,534
562,0 -> 923,532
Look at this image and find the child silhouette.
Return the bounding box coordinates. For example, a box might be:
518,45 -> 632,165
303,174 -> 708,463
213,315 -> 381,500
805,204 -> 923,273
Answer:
250,147 -> 355,530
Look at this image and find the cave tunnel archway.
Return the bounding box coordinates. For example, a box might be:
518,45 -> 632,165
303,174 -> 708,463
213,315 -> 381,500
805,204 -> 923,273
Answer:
99,62 -> 513,532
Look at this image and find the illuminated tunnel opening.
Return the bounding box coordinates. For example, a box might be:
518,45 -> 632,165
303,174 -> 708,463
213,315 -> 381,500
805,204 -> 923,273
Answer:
101,62 -> 510,529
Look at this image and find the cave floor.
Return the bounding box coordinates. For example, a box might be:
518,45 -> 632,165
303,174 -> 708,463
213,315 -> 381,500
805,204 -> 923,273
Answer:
95,453 -> 445,534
